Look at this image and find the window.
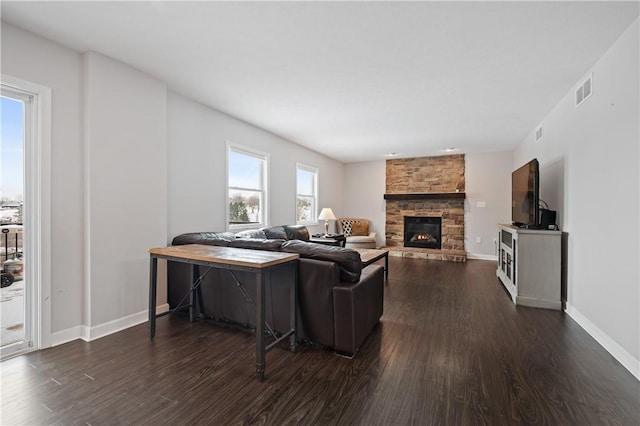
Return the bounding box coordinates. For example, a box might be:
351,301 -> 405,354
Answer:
227,144 -> 268,229
296,163 -> 318,224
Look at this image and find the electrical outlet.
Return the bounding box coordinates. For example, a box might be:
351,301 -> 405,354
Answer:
476,237 -> 482,244
476,201 -> 486,208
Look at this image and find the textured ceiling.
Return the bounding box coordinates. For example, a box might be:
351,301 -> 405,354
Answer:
2,1 -> 638,162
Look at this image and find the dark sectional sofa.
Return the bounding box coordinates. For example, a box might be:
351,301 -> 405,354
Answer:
168,225 -> 384,356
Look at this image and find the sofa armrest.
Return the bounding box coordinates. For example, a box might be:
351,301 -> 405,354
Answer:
332,264 -> 384,356
297,258 -> 341,348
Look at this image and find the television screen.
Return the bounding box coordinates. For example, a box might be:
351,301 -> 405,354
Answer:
512,159 -> 539,227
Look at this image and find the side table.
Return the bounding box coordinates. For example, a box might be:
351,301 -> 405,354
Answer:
309,234 -> 346,247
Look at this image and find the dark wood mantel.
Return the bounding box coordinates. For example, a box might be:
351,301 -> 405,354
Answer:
383,192 -> 466,201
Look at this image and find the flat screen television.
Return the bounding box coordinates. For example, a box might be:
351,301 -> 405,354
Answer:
512,158 -> 539,228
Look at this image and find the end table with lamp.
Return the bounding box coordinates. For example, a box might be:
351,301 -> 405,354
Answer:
311,207 -> 345,247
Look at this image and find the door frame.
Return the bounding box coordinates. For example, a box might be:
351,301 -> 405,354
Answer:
1,75 -> 52,356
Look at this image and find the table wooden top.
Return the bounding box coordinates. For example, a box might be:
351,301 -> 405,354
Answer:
354,248 -> 389,264
149,244 -> 299,268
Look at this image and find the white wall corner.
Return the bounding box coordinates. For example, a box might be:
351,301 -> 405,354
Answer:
51,325 -> 89,347
565,303 -> 640,380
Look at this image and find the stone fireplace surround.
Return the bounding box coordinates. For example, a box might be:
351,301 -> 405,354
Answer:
385,154 -> 466,262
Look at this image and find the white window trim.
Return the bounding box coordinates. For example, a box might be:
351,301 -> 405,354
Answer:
295,162 -> 319,226
226,141 -> 269,231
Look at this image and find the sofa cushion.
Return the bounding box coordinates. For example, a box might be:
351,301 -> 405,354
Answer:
261,226 -> 288,240
284,225 -> 310,241
171,232 -> 235,247
235,229 -> 267,239
351,221 -> 369,236
228,238 -> 285,251
347,235 -> 376,243
281,240 -> 362,283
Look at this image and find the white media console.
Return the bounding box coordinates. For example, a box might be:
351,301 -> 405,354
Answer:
496,224 -> 562,310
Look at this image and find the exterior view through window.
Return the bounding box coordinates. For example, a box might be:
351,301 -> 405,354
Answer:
227,145 -> 267,228
1,93 -> 26,353
296,163 -> 318,224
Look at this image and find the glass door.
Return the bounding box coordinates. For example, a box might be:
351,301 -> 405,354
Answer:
1,88 -> 31,357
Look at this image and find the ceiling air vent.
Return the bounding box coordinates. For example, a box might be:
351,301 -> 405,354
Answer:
535,125 -> 543,142
575,73 -> 593,107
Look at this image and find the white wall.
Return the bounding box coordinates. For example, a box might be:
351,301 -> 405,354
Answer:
343,161 -> 386,247
83,52 -> 168,328
2,23 -> 169,343
2,22 -> 343,345
167,91 -> 344,240
465,152 -> 513,259
1,23 -> 84,334
514,19 -> 639,376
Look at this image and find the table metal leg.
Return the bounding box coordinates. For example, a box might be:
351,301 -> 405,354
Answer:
290,262 -> 297,352
256,270 -> 265,381
385,254 -> 389,279
148,256 -> 158,339
189,264 -> 198,322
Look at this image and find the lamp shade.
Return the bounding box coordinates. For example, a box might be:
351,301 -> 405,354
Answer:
318,208 -> 336,221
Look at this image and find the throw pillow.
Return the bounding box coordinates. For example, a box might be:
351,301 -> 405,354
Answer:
351,221 -> 369,236
341,220 -> 354,237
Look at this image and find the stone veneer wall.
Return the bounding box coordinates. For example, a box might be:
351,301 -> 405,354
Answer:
385,154 -> 466,262
386,154 -> 465,193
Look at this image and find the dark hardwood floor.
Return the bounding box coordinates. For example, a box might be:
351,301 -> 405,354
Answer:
2,258 -> 639,425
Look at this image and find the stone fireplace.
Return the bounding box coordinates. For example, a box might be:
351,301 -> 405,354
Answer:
385,154 -> 466,262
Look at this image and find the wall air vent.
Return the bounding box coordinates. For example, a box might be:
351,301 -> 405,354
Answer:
535,125 -> 543,142
575,73 -> 593,107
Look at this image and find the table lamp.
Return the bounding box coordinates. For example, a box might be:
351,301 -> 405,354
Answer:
318,208 -> 336,237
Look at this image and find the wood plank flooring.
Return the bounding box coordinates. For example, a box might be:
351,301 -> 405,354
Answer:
1,258 -> 639,425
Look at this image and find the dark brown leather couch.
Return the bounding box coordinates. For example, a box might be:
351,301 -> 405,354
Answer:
167,225 -> 384,356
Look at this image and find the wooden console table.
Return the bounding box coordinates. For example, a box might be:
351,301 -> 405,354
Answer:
148,244 -> 299,380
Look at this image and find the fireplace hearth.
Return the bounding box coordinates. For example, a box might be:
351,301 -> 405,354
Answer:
404,216 -> 442,249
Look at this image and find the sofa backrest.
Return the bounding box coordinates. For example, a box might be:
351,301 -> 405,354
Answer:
281,240 -> 361,283
260,225 -> 310,241
235,229 -> 267,239
171,232 -> 235,246
228,238 -> 285,251
284,225 -> 310,241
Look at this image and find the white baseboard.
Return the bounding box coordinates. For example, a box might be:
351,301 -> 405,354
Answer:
565,302 -> 639,380
466,253 -> 498,261
51,325 -> 88,346
51,303 -> 170,347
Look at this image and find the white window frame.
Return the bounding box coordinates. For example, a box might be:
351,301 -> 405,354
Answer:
226,142 -> 269,231
295,162 -> 319,225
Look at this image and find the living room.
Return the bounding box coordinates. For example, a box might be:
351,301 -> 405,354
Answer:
1,1 -> 638,424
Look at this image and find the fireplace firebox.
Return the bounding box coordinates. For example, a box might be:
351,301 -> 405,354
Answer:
404,216 -> 442,249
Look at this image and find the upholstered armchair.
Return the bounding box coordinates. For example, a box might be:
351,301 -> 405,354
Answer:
337,218 -> 377,249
